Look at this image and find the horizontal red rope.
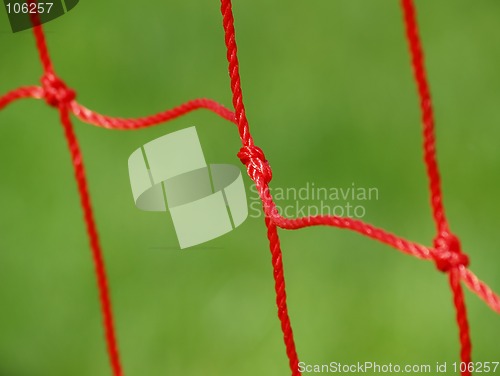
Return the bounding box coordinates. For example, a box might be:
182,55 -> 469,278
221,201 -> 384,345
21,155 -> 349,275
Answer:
0,87 -> 235,128
70,99 -> 235,129
0,86 -> 43,110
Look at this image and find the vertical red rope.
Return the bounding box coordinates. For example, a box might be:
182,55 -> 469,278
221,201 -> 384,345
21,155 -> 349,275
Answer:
28,1 -> 54,75
59,106 -> 124,376
27,15 -> 124,375
400,0 -> 472,372
32,25 -> 54,75
220,0 -> 253,147
400,0 -> 449,235
266,217 -> 301,376
220,1 -> 301,374
450,268 -> 472,373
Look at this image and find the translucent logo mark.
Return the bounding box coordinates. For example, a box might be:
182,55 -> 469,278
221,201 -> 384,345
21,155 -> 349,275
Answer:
128,127 -> 248,249
4,0 -> 79,33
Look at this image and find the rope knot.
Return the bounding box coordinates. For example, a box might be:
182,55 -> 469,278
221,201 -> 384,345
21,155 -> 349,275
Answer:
41,73 -> 76,108
237,144 -> 272,185
433,233 -> 470,273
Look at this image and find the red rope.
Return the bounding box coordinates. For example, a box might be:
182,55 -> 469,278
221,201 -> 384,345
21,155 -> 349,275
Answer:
59,104 -> 123,376
70,99 -> 236,129
401,0 -> 472,372
220,0 -> 300,373
266,218 -> 300,375
28,5 -> 123,374
400,0 -> 449,235
0,1 -> 499,375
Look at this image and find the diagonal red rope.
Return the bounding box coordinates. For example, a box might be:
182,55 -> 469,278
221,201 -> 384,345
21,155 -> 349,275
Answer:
0,1 -> 499,376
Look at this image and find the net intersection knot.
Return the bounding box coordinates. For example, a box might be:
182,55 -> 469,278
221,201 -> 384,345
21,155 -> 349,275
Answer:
237,144 -> 273,185
41,72 -> 76,108
432,233 -> 470,273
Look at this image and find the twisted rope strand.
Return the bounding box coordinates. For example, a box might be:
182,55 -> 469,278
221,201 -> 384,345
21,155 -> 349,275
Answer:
401,0 -> 473,370
220,1 -> 300,373
27,1 -> 54,76
220,0 -> 253,146
401,0 -> 449,235
70,99 -> 236,129
266,217 -> 301,376
460,269 -> 500,314
59,105 -> 123,376
0,86 -> 44,110
449,268 -> 472,375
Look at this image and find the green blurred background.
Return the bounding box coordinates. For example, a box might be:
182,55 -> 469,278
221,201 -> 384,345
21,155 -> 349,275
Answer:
1,1 -> 499,375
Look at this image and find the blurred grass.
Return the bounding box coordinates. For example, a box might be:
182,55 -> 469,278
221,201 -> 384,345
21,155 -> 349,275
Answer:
0,1 -> 499,375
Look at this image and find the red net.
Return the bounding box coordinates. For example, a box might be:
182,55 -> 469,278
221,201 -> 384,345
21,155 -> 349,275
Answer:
1,1 -> 499,375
